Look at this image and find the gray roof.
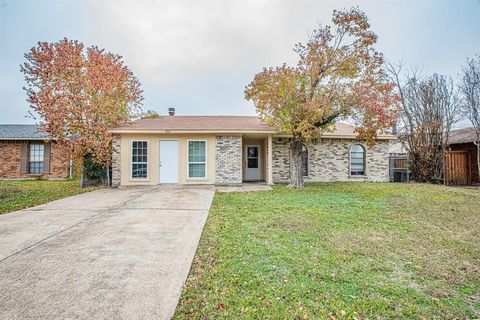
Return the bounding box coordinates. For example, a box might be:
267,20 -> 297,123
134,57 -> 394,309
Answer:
448,127 -> 479,145
0,124 -> 49,140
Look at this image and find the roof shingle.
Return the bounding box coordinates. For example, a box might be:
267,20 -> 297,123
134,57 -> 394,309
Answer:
0,124 -> 49,140
110,115 -> 395,139
111,116 -> 273,132
448,127 -> 479,145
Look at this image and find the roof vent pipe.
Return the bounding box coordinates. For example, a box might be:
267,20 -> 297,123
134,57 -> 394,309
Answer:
168,108 -> 175,116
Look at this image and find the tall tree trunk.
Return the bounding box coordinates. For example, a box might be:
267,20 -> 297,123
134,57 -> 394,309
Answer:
289,138 -> 304,189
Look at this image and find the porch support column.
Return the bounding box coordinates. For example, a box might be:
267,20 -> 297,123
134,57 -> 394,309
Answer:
267,134 -> 273,185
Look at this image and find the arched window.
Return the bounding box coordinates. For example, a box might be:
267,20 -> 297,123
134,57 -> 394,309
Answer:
350,144 -> 366,176
301,144 -> 308,176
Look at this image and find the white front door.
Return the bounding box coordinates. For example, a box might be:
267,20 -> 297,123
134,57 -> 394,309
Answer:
159,140 -> 179,184
245,145 -> 261,181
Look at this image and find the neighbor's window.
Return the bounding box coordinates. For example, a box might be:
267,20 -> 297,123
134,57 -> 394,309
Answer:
132,141 -> 148,179
29,143 -> 44,174
350,143 -> 366,176
301,143 -> 308,177
188,141 -> 206,178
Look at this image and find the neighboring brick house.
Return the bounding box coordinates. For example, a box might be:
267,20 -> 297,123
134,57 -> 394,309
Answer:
109,111 -> 396,187
0,124 -> 70,179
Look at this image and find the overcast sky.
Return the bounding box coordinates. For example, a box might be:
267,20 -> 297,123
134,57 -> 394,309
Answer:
1,0 -> 479,126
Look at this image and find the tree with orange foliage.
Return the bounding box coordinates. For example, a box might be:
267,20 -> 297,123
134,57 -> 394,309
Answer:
245,8 -> 399,188
21,38 -> 143,166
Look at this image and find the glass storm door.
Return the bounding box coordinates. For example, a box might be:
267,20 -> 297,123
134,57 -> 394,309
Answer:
245,145 -> 261,180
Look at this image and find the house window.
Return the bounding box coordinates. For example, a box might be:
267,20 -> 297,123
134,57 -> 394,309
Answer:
188,141 -> 206,178
301,144 -> 308,176
29,143 -> 44,174
350,143 -> 366,176
132,141 -> 148,179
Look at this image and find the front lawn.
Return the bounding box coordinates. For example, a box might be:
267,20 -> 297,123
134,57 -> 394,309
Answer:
175,183 -> 480,319
0,179 -> 100,214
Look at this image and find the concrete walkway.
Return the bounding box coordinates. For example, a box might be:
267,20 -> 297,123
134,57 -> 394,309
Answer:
216,183 -> 272,193
0,185 -> 215,320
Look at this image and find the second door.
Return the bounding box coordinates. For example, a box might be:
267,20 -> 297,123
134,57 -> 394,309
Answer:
159,140 -> 179,184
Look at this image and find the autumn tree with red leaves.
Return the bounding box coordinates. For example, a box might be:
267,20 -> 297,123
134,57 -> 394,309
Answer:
21,38 -> 143,166
245,8 -> 399,188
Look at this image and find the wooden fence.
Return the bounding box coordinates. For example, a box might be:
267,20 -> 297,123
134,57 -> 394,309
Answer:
444,151 -> 471,185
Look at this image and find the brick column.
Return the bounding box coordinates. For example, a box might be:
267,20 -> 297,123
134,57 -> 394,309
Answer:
215,136 -> 242,185
267,135 -> 273,184
272,137 -> 291,183
111,134 -> 121,187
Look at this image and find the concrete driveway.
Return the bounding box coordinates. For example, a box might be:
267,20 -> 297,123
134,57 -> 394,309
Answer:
0,185 -> 215,320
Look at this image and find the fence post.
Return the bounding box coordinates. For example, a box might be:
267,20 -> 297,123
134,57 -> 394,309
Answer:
106,166 -> 110,186
80,167 -> 84,188
406,155 -> 410,183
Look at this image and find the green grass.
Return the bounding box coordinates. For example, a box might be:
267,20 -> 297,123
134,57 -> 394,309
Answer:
0,179 -> 101,214
174,183 -> 480,319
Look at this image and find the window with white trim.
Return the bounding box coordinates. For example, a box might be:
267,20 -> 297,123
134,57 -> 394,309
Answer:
350,143 -> 366,176
29,143 -> 44,174
188,141 -> 206,178
132,141 -> 148,179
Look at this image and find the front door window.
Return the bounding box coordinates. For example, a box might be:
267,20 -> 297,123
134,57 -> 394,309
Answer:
247,146 -> 259,169
245,145 -> 261,181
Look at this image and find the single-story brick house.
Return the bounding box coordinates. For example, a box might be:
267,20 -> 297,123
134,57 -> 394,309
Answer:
109,111 -> 396,186
0,124 -> 70,179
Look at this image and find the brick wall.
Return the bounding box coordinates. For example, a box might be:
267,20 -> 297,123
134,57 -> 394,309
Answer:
0,142 -> 21,178
48,143 -> 70,179
215,135 -> 242,185
111,134 -> 121,187
272,138 -> 290,182
272,138 -> 390,183
0,140 -> 69,179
